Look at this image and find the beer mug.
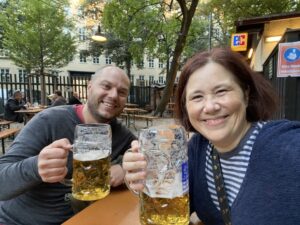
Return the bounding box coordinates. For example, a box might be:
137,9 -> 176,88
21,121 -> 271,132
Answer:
72,123 -> 112,201
139,125 -> 189,225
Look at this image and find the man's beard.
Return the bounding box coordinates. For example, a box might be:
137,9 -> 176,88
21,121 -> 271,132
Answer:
87,100 -> 110,123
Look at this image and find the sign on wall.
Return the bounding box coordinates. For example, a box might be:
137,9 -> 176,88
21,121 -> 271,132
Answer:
277,41 -> 300,77
231,33 -> 248,51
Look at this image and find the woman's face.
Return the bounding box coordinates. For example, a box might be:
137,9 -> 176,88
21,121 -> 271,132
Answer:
185,62 -> 250,152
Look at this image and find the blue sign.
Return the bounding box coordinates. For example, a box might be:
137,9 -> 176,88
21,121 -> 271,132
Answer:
283,47 -> 300,62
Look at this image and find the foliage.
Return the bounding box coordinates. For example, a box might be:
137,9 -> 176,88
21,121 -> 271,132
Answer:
100,0 -> 163,75
0,0 -> 76,71
201,0 -> 300,46
0,0 -> 76,104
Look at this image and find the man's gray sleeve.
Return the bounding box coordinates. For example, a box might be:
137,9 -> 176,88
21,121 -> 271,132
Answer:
0,113 -> 52,200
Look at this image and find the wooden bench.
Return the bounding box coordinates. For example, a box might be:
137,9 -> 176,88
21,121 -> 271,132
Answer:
134,115 -> 158,128
0,120 -> 14,131
166,102 -> 175,117
0,128 -> 21,154
118,113 -> 128,126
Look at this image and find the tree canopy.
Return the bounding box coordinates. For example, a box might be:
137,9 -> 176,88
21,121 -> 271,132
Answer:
0,0 -> 76,104
81,0 -> 300,115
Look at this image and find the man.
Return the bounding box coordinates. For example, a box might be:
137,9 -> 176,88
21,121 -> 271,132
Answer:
0,66 -> 136,225
4,90 -> 27,123
68,91 -> 82,105
50,90 -> 67,107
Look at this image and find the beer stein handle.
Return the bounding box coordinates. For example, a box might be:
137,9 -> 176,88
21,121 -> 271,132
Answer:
60,178 -> 73,187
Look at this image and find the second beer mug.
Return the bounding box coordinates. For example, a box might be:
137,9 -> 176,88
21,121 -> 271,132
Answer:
139,125 -> 189,225
72,123 -> 112,201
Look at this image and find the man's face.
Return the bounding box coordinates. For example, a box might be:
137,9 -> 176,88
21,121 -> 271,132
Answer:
87,68 -> 130,123
14,93 -> 22,101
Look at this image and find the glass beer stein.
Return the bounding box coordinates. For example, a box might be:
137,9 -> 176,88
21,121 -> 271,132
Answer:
139,125 -> 189,225
72,123 -> 112,201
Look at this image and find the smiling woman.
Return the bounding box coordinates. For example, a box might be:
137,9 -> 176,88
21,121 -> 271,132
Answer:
122,48 -> 300,225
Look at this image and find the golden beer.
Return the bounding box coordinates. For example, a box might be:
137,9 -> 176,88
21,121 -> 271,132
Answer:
139,192 -> 190,225
72,152 -> 111,201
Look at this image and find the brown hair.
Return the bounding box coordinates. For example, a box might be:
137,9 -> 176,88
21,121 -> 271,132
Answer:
175,48 -> 278,132
54,90 -> 62,96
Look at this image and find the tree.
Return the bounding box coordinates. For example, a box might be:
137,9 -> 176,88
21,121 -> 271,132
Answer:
96,0 -> 198,116
202,0 -> 300,46
154,0 -> 199,116
82,0 -> 204,116
0,0 -> 76,105
101,0 -> 162,77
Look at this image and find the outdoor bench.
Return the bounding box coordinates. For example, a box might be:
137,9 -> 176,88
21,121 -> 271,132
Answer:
0,128 -> 21,154
134,115 -> 158,128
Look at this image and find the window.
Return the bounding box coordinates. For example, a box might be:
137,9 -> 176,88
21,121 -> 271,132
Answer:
159,59 -> 163,68
139,75 -> 144,80
79,28 -> 86,41
130,75 -> 134,83
51,70 -> 59,76
149,75 -> 154,84
93,56 -> 100,64
0,68 -> 10,82
148,57 -> 154,68
0,49 -> 9,58
79,51 -> 87,63
159,76 -> 164,83
105,56 -> 112,64
18,69 -> 27,82
138,60 -> 144,68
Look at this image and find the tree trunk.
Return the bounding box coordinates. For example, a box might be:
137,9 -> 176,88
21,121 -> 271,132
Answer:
40,70 -> 46,105
125,57 -> 131,78
154,0 -> 199,116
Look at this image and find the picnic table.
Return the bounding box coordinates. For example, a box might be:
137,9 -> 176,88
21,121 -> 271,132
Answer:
122,107 -> 148,130
0,120 -> 14,131
125,103 -> 139,108
15,107 -> 45,124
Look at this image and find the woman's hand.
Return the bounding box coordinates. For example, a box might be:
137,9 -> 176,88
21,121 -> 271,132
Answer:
122,140 -> 147,192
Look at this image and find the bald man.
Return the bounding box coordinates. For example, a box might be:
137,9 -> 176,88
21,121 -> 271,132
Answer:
0,66 -> 136,225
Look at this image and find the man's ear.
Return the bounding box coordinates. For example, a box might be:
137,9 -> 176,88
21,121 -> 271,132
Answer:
87,80 -> 92,91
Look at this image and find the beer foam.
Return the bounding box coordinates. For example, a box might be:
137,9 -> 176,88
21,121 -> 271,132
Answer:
73,151 -> 109,161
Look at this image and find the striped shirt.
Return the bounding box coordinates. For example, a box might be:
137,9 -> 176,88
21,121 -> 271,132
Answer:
205,122 -> 266,210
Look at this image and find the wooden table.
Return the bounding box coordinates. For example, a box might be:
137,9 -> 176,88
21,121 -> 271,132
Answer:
0,120 -> 14,131
15,107 -> 44,124
123,108 -> 148,130
125,103 -> 139,108
62,186 -> 140,225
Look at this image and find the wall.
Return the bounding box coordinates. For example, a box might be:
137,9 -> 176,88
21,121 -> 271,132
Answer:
250,17 -> 300,71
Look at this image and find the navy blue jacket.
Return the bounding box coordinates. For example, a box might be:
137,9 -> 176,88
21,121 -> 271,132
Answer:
4,98 -> 26,122
188,120 -> 300,225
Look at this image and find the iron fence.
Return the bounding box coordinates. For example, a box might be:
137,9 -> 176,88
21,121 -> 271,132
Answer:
0,73 -> 152,115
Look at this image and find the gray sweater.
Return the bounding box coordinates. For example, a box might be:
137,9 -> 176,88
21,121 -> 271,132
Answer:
0,105 -> 136,225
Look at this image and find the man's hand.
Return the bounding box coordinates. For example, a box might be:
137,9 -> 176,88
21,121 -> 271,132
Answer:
110,164 -> 125,187
38,138 -> 72,183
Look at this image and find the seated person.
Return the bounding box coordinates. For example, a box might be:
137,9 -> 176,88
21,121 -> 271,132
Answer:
68,92 -> 82,105
4,90 -> 27,123
50,90 -> 67,107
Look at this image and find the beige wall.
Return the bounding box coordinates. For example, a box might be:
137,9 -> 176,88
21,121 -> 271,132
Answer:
251,17 -> 300,71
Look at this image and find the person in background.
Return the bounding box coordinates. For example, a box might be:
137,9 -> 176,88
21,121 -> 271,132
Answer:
4,90 -> 27,123
68,91 -> 82,105
0,66 -> 136,225
122,48 -> 300,225
50,90 -> 67,107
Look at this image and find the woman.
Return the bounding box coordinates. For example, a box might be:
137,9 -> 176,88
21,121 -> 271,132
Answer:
123,48 -> 300,225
